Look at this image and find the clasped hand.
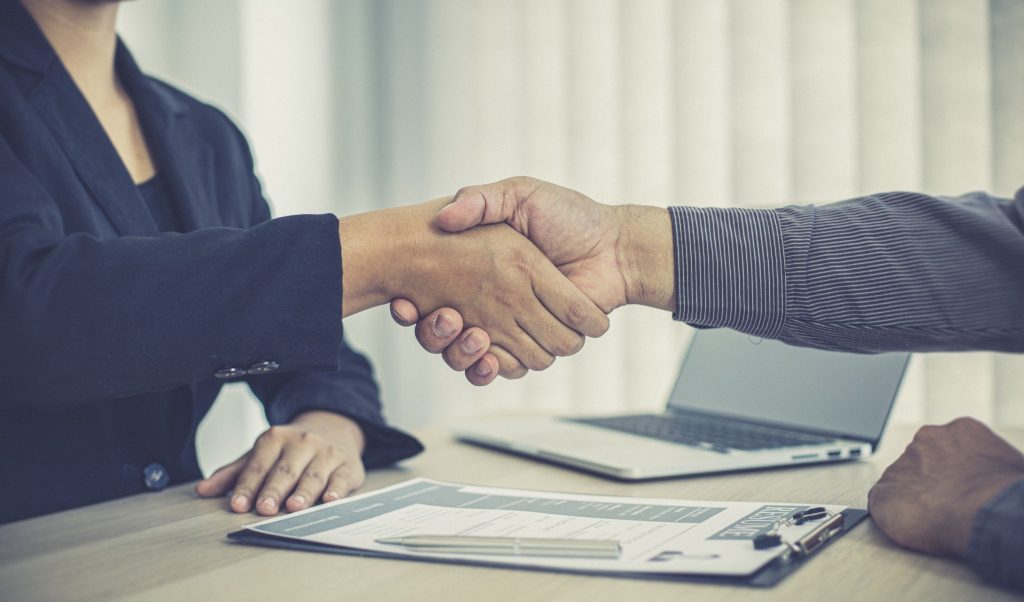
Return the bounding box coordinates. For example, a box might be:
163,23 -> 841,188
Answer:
387,178 -> 674,384
339,196 -> 616,381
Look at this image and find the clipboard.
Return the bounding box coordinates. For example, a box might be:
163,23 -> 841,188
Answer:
227,504 -> 867,588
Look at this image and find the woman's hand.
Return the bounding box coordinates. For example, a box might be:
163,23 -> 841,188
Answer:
195,410 -> 366,515
340,198 -> 609,379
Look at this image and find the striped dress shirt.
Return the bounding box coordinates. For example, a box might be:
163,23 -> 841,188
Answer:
668,187 -> 1024,590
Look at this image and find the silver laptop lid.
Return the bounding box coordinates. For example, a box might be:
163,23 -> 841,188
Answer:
667,329 -> 910,444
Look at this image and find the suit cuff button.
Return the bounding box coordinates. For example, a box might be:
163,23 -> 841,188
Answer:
214,366 -> 247,379
247,361 -> 280,375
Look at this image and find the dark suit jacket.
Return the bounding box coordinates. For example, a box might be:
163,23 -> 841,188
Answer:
0,0 -> 422,524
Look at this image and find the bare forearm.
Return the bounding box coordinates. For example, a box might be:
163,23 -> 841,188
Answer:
338,207 -> 411,318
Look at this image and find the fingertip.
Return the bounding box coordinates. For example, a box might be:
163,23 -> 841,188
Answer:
444,327 -> 489,370
577,305 -> 611,338
593,312 -> 611,338
466,354 -> 499,386
195,479 -> 213,497
285,495 -> 307,513
230,493 -> 251,513
390,299 -> 419,326
416,308 -> 464,353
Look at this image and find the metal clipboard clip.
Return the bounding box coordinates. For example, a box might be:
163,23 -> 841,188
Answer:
753,508 -> 846,560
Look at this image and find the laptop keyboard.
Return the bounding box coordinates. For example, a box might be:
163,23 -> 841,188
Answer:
570,413 -> 837,453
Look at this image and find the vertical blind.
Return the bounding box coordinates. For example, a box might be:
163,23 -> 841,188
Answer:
118,0 -> 1024,473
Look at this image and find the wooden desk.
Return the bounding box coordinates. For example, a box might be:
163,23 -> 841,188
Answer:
1,423 -> 1020,601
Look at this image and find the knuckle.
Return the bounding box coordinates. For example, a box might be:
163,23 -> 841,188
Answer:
299,429 -> 322,445
563,302 -> 586,329
244,462 -> 266,476
949,416 -> 981,431
509,257 -> 532,279
913,425 -> 937,441
507,175 -> 533,191
303,470 -> 327,486
553,333 -> 585,357
534,353 -> 555,371
263,425 -> 286,441
502,364 -> 529,379
259,487 -> 281,501
275,463 -> 296,477
494,289 -> 516,309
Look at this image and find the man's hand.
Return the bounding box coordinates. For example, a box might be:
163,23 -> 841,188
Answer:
438,177 -> 675,312
390,177 -> 675,383
342,197 -> 609,379
195,410 -> 367,515
868,417 -> 1024,557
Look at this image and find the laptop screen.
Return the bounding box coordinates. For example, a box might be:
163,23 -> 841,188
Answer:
666,329 -> 909,442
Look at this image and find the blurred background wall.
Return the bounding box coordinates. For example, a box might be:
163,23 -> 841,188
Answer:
116,0 -> 1024,476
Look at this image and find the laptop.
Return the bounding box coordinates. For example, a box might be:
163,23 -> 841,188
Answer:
453,328 -> 910,480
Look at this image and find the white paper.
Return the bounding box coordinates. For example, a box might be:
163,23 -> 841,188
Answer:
243,478 -> 847,577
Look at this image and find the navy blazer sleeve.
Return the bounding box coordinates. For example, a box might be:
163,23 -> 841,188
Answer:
0,131 -> 343,406
0,125 -> 421,466
239,141 -> 422,467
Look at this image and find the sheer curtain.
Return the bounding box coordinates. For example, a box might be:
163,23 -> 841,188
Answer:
118,0 -> 1024,474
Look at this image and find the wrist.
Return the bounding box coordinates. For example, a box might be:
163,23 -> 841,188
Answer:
338,208 -> 415,317
614,205 -> 676,311
291,410 -> 366,454
947,470 -> 1024,557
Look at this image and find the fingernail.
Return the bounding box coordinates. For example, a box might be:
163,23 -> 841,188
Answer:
474,361 -> 492,377
390,305 -> 406,323
232,494 -> 248,509
461,334 -> 484,354
432,313 -> 457,337
324,491 -> 340,502
258,496 -> 275,510
290,495 -> 306,507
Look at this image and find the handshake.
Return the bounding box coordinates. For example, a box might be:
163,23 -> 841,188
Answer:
338,176 -> 676,385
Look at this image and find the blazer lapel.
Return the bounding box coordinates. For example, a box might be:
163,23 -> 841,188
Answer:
26,53 -> 158,236
2,0 -> 217,235
117,44 -> 217,232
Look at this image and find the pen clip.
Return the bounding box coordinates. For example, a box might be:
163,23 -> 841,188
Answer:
789,512 -> 845,557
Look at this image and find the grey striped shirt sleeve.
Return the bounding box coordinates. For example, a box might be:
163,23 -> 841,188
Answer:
668,187 -> 1024,590
968,478 -> 1024,591
668,187 -> 1024,353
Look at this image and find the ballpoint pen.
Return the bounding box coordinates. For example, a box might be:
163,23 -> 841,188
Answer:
375,534 -> 622,559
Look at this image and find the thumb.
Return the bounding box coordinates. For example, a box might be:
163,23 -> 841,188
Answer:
436,192 -> 488,232
195,454 -> 248,498
436,178 -> 533,232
